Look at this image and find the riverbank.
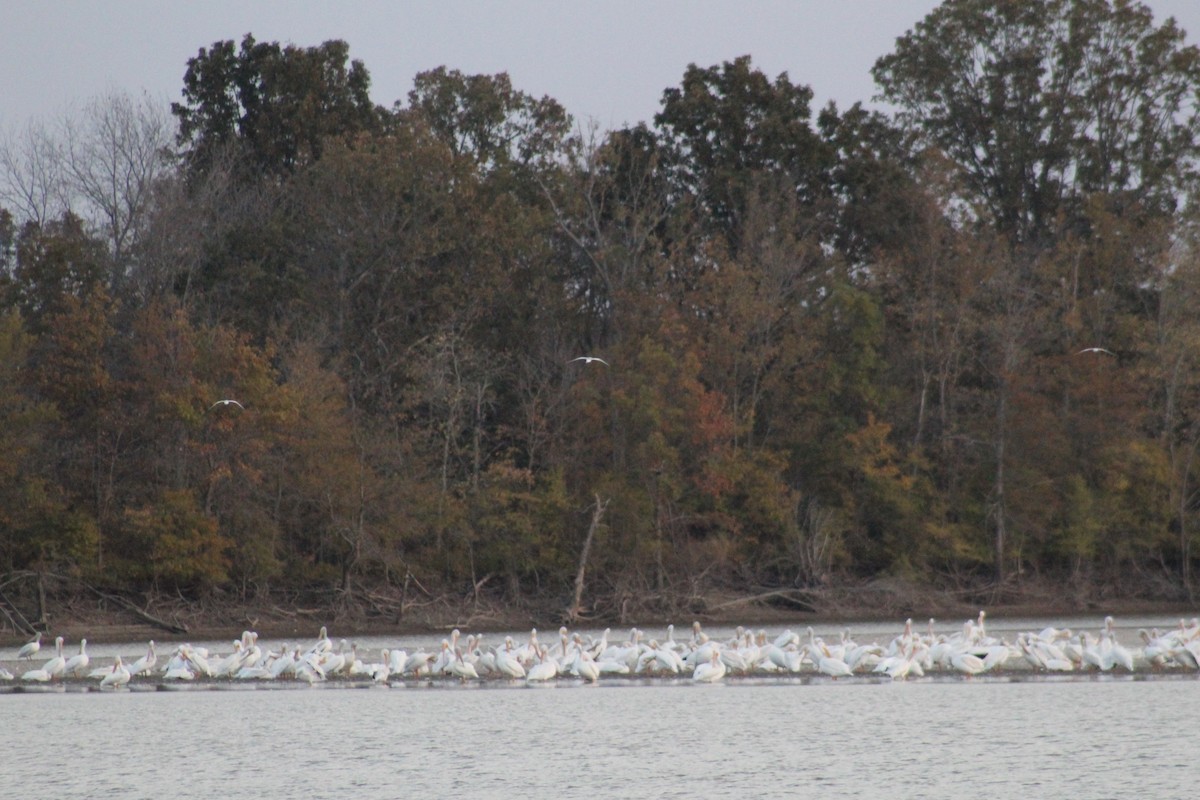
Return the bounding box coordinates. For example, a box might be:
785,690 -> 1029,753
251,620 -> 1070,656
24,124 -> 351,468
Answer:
2,579 -> 1195,647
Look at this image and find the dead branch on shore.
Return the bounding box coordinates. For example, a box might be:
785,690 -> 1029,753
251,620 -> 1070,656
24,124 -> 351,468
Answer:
85,585 -> 189,634
707,588 -> 821,613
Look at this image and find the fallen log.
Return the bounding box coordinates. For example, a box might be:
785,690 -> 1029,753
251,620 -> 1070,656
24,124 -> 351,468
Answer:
86,586 -> 189,634
708,589 -> 820,613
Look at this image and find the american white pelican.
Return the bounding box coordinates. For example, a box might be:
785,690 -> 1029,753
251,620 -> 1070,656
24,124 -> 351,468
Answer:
211,640 -> 246,678
16,632 -> 42,661
100,655 -> 131,689
401,650 -> 435,677
525,648 -> 558,682
270,647 -> 298,679
808,643 -> 853,678
1079,633 -> 1106,670
495,639 -> 527,679
320,640 -> 349,677
448,648 -> 479,682
948,648 -> 986,676
692,649 -> 727,683
235,665 -> 273,680
64,638 -> 90,678
371,651 -> 391,684
190,648 -> 213,677
127,641 -> 157,676
310,625 -> 333,656
573,650 -> 601,683
294,653 -> 326,683
42,637 -> 67,679
1102,618 -> 1135,671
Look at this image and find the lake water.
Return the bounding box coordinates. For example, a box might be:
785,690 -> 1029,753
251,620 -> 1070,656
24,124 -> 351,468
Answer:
2,617 -> 1198,798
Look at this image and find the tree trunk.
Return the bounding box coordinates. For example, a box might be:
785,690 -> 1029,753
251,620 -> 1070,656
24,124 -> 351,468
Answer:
567,494 -> 608,623
992,386 -> 1008,586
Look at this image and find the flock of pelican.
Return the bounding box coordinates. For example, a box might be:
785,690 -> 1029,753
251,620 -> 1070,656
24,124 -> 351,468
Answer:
4,611 -> 1200,689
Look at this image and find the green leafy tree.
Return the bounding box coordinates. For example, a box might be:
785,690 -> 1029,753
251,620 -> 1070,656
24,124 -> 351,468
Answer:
406,67 -> 572,174
874,0 -> 1200,244
654,55 -> 833,251
172,34 -> 381,177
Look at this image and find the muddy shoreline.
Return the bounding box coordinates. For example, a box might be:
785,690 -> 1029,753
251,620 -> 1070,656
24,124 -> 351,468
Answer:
3,586 -> 1195,647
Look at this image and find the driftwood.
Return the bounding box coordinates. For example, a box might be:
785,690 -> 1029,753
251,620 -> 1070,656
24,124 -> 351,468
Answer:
708,588 -> 820,613
0,588 -> 39,636
87,586 -> 189,634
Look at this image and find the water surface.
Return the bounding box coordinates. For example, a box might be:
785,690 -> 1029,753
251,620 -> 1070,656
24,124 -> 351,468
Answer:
2,671 -> 1195,798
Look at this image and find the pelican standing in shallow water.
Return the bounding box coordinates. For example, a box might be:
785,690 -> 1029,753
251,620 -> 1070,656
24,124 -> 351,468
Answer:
692,649 -> 727,683
16,633 -> 42,661
100,655 -> 131,689
41,636 -> 67,679
127,641 -> 157,676
64,639 -> 90,678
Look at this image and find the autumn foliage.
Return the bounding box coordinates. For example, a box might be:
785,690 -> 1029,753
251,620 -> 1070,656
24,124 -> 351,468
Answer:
3,1 -> 1200,617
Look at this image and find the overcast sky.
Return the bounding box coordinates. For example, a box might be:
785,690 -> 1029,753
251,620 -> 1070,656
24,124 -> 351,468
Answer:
4,1 -> 1200,133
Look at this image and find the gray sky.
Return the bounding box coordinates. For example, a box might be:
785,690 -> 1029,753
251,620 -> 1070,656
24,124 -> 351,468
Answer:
4,1 -> 1200,132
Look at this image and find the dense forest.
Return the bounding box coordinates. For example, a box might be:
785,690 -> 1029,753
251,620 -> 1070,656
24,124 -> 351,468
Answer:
3,0 -> 1200,629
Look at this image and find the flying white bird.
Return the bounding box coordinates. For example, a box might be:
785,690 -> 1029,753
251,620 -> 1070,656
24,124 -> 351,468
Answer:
570,356 -> 610,366
1076,347 -> 1115,356
208,399 -> 245,410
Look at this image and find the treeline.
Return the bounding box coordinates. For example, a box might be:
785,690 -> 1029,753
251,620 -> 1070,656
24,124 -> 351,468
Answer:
3,0 -> 1200,619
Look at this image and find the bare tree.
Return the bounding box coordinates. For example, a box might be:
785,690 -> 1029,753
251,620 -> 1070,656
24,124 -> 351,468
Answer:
0,118 -> 70,224
62,90 -> 174,287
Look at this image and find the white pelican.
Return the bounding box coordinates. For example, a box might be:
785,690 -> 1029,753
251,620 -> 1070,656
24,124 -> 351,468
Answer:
270,647 -> 299,678
1139,629 -> 1171,667
100,655 -> 131,689
1169,640 -> 1200,670
235,662 -> 273,680
448,648 -> 479,682
1102,618 -> 1135,671
574,650 -> 601,683
127,641 -> 157,676
309,625 -> 333,656
163,661 -> 196,681
294,653 -> 326,683
808,643 -> 853,678
320,640 -> 349,677
16,632 -> 42,661
495,638 -> 527,679
948,648 -> 986,676
211,640 -> 246,678
42,637 -> 67,679
692,649 -> 727,683
1079,633 -> 1106,670
525,647 -> 558,682
64,638 -> 90,678
401,650 -> 435,677
370,651 -> 391,684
